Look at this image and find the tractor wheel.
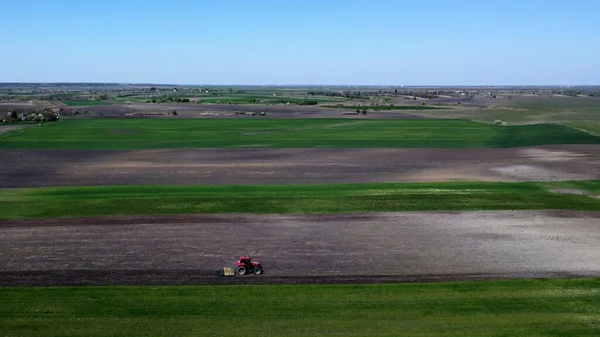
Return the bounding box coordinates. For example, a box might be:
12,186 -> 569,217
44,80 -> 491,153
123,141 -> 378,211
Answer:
236,266 -> 247,275
253,267 -> 263,275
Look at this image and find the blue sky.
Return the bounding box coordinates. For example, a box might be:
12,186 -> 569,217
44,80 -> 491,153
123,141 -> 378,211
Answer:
3,0 -> 599,85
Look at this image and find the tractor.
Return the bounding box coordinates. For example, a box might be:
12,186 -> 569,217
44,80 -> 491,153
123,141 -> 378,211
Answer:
235,255 -> 263,275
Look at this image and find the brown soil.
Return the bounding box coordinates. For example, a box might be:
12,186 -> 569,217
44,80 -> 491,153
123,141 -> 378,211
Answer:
76,103 -> 423,119
0,211 -> 598,286
2,145 -> 599,188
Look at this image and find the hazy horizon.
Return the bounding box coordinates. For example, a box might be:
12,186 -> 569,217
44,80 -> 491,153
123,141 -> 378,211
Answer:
3,0 -> 599,85
2,82 -> 599,87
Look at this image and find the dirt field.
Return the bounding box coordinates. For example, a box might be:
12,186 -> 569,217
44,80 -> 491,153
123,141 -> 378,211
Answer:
2,145 -> 599,188
0,211 -> 598,286
70,103 -> 424,119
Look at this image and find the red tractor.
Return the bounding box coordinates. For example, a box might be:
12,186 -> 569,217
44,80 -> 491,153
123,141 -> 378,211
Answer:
235,255 -> 263,275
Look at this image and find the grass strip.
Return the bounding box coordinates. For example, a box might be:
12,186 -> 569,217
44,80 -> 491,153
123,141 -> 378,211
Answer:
1,181 -> 599,219
60,100 -> 112,106
1,278 -> 600,336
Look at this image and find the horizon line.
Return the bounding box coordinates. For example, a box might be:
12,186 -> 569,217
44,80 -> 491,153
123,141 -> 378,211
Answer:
1,82 -> 599,87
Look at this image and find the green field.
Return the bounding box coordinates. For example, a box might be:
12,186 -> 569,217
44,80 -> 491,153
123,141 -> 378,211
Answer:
112,96 -> 150,103
61,100 -> 112,106
194,96 -> 338,104
48,93 -> 78,98
2,278 -> 600,336
416,96 -> 600,134
1,118 -> 599,150
2,181 -> 598,219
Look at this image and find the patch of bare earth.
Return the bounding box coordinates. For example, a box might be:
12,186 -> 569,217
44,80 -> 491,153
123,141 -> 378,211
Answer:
0,211 -> 599,286
0,125 -> 30,135
490,147 -> 600,181
550,188 -> 600,199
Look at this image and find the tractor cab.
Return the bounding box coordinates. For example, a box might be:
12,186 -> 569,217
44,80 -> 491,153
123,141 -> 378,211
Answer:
238,255 -> 252,266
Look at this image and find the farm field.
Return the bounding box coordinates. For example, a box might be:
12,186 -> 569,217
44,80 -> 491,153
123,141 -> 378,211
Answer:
1,279 -> 600,336
323,104 -> 449,110
61,100 -> 112,106
2,146 -> 599,188
114,90 -> 349,104
1,181 -> 600,219
1,210 -> 600,286
1,118 -> 599,149
416,96 -> 600,133
1,94 -> 600,335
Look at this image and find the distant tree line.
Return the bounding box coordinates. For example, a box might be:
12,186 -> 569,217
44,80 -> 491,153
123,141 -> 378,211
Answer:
307,91 -> 368,99
1,108 -> 60,123
147,95 -> 191,103
298,100 -> 319,105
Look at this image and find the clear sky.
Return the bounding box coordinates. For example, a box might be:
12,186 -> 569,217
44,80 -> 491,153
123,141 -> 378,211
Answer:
3,0 -> 599,85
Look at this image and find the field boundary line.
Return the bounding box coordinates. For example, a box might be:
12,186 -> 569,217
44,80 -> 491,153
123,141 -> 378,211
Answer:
559,123 -> 600,137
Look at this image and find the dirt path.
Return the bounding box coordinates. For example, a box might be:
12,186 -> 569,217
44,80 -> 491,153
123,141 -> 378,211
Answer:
0,125 -> 30,135
1,211 -> 598,286
2,145 -> 599,187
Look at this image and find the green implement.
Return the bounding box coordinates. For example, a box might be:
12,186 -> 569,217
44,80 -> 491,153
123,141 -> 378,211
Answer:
219,267 -> 235,277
